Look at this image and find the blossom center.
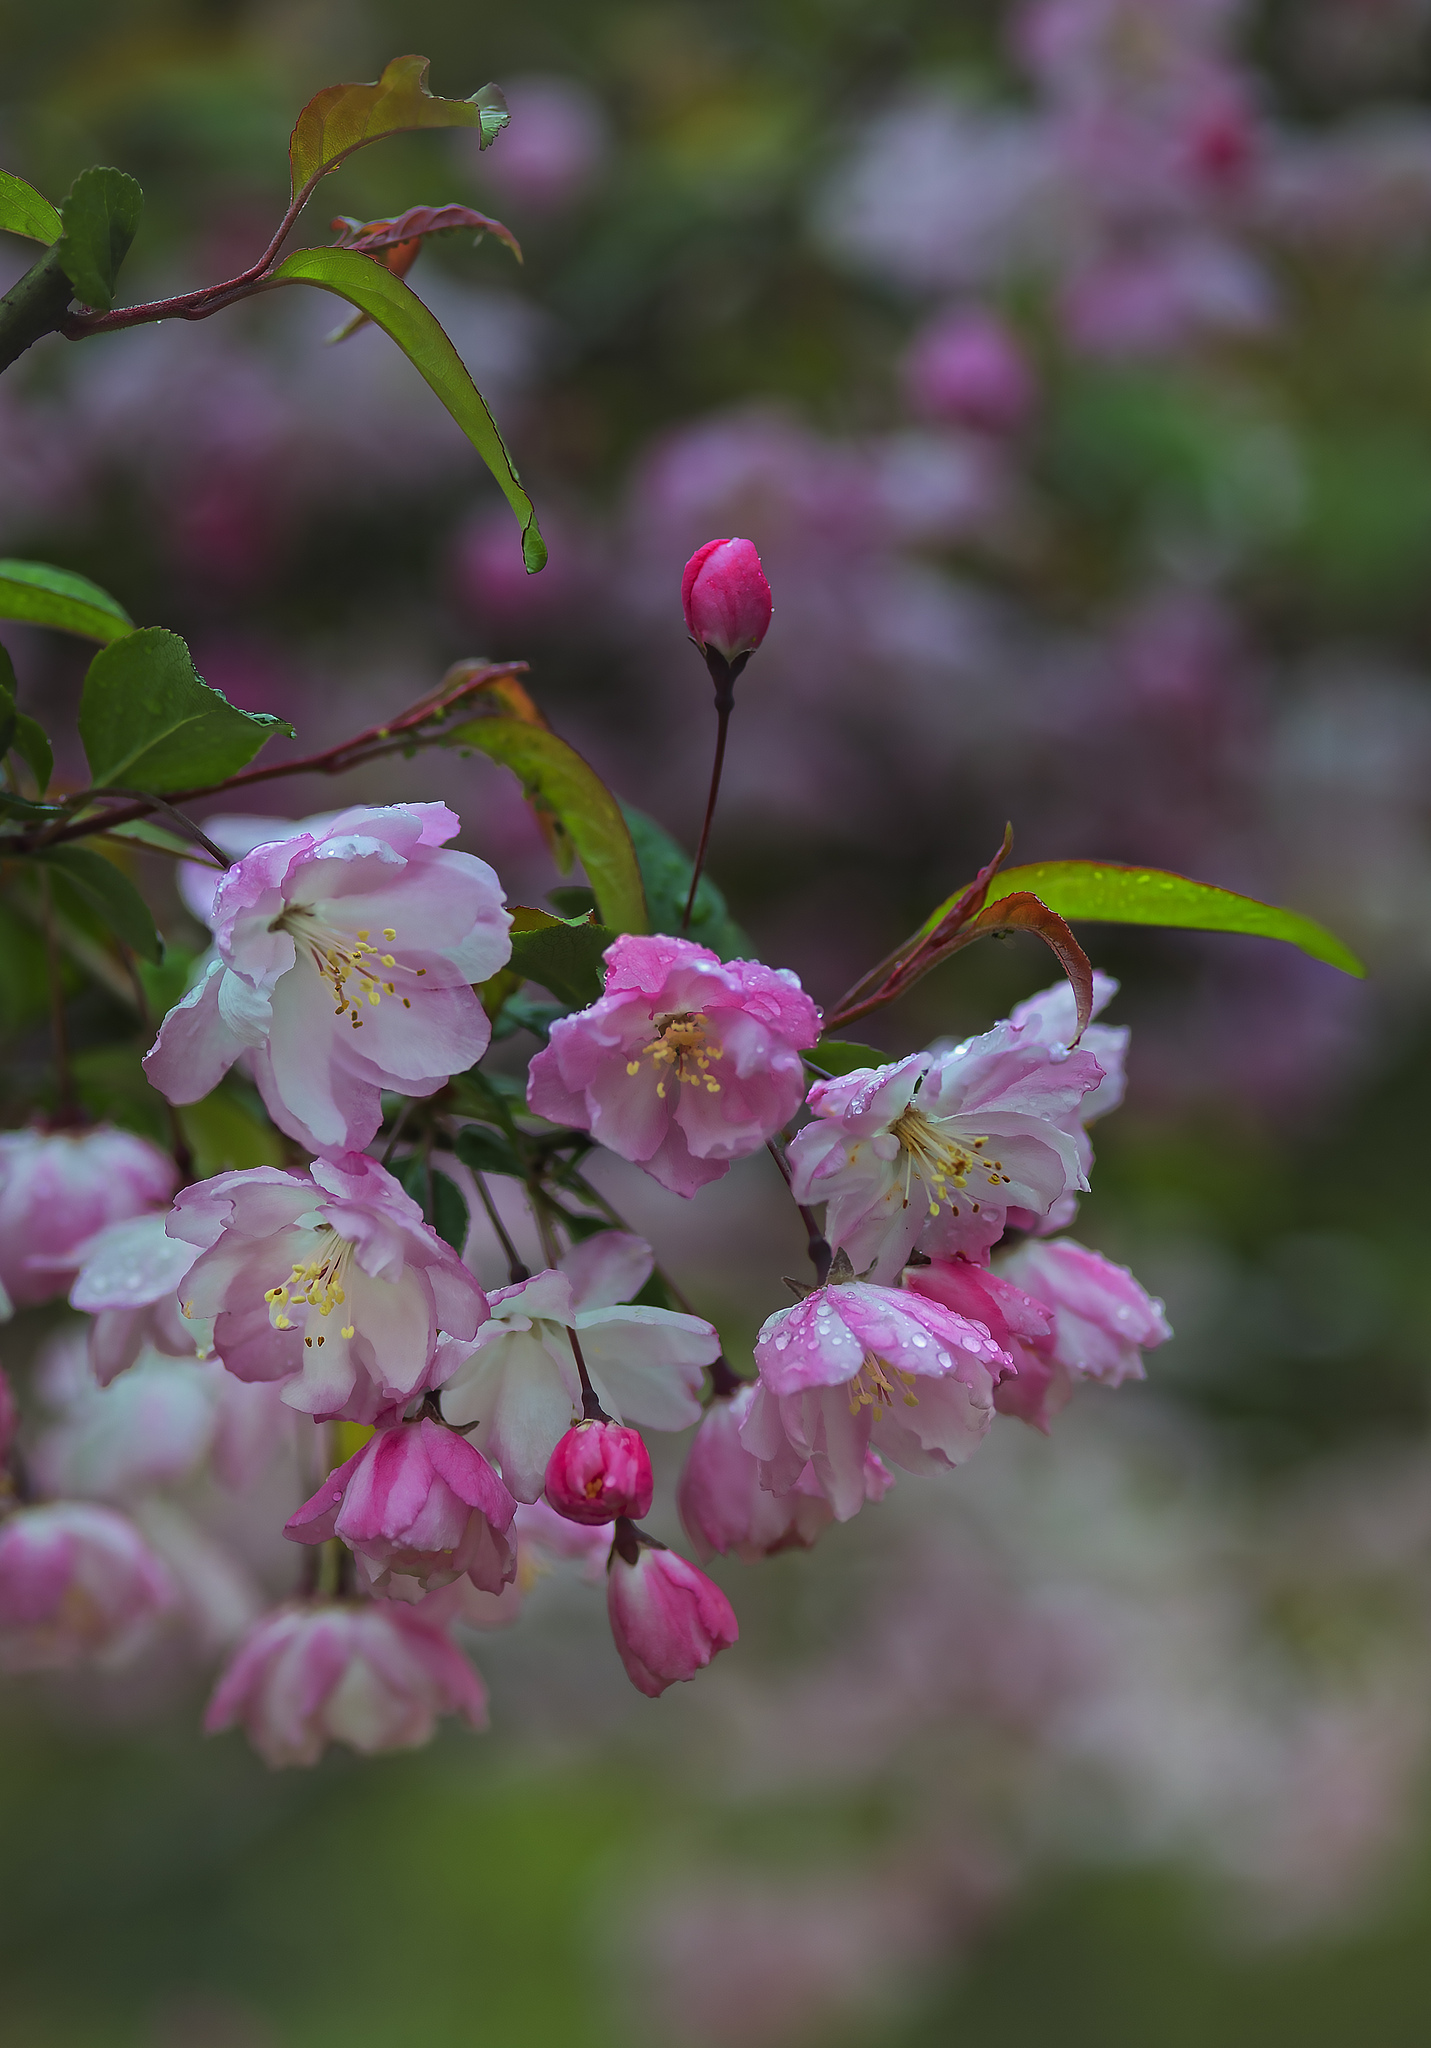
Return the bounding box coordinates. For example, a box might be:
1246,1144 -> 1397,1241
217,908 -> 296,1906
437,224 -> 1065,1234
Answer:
264,1227 -> 359,1347
890,1106 -> 1011,1218
847,1350 -> 920,1416
625,1010 -> 724,1101
277,908 -> 427,1030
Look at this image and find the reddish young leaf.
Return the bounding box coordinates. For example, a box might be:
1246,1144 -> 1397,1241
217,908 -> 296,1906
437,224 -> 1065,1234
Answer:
958,893 -> 1094,1038
827,823 -> 1014,1026
331,204 -> 521,263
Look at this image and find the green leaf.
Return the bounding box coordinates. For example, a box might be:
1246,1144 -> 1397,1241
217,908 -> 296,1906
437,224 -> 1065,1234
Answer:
34,845 -> 162,961
269,247 -> 545,571
445,719 -> 648,932
807,1038 -> 888,1077
453,1124 -> 524,1179
0,559 -> 134,642
983,862 -> 1365,977
0,641 -> 53,794
391,1155 -> 469,1252
180,1084 -> 286,1176
288,56 -> 508,205
619,803 -> 749,958
55,166 -> 142,313
79,628 -> 293,793
507,906 -> 613,1008
0,170 -> 62,245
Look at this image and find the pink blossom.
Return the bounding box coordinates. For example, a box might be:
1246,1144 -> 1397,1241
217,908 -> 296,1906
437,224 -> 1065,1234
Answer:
204,1600 -> 487,1766
0,1125 -> 177,1313
144,803 -> 511,1155
742,1279 -> 1010,1518
527,934 -> 820,1197
678,1381 -> 892,1562
167,1153 -> 490,1420
607,1537 -> 739,1697
286,1417 -> 517,1601
902,1255 -> 1065,1432
545,1420 -> 653,1525
903,307 -> 1037,431
0,1502 -> 175,1671
32,1349 -> 220,1499
999,1237 -> 1172,1386
789,1019 -> 1102,1279
681,537 -> 773,666
69,1212 -> 207,1385
439,1266 -> 716,1501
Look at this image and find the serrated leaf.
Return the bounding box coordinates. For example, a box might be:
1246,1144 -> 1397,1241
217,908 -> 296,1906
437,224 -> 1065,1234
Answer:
289,55 -> 508,205
56,166 -> 142,313
807,1038 -> 888,1077
619,803 -> 749,958
453,1125 -> 524,1179
34,845 -> 162,961
982,862 -> 1364,976
508,905 -> 613,1007
445,719 -> 648,933
0,170 -> 62,245
269,247 -> 545,572
0,559 -> 134,642
79,628 -> 292,794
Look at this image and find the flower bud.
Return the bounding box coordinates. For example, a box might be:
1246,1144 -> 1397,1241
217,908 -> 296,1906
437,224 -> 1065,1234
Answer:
681,538 -> 773,666
545,1420 -> 653,1525
606,1537 -> 738,1697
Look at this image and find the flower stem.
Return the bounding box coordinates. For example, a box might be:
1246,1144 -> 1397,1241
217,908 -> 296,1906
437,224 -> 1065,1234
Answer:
470,1165 -> 530,1284
567,1327 -> 611,1422
680,655 -> 738,934
766,1138 -> 832,1286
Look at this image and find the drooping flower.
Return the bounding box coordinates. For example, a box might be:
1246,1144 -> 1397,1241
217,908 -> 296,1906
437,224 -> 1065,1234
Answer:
527,935 -> 821,1197
789,1017 -> 1103,1279
682,537 -> 773,667
999,1237 -> 1171,1388
741,1277 -> 1011,1519
69,1212 -> 208,1385
0,1125 -> 177,1314
607,1532 -> 739,1697
0,1501 -> 176,1671
144,803 -> 512,1155
204,1600 -> 487,1766
677,1380 -> 892,1563
902,1254 -> 1063,1431
439,1265 -> 718,1501
285,1417 -> 517,1601
167,1153 -> 490,1420
545,1420 -> 654,1525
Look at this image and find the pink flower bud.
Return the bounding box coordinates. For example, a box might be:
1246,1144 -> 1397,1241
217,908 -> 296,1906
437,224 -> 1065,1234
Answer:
545,1420 -> 653,1525
286,1417 -> 517,1601
0,1501 -> 175,1671
606,1537 -> 738,1697
205,1599 -> 487,1767
902,308 -> 1035,433
681,538 -> 773,666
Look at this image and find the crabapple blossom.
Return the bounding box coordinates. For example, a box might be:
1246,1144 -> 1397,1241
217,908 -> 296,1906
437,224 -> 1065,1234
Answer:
903,1255 -> 1062,1430
606,1532 -> 739,1698
204,1600 -> 487,1766
545,1420 -> 654,1525
789,1017 -> 1103,1280
0,1501 -> 176,1671
167,1152 -> 490,1420
69,1212 -> 207,1385
742,1277 -> 1011,1519
0,1124 -> 177,1313
285,1417 -> 517,1601
144,803 -> 512,1155
903,306 -> 1037,431
438,1265 -> 718,1501
1000,1237 -> 1172,1388
678,1381 -> 893,1563
527,934 -> 820,1197
681,537 -> 773,667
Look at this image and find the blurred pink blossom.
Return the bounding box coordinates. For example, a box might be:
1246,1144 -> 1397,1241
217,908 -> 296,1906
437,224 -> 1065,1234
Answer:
0,1501 -> 176,1671
0,1125 -> 177,1313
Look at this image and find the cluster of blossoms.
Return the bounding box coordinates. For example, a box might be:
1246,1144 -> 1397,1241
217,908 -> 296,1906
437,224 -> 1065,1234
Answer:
0,541 -> 1169,1765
